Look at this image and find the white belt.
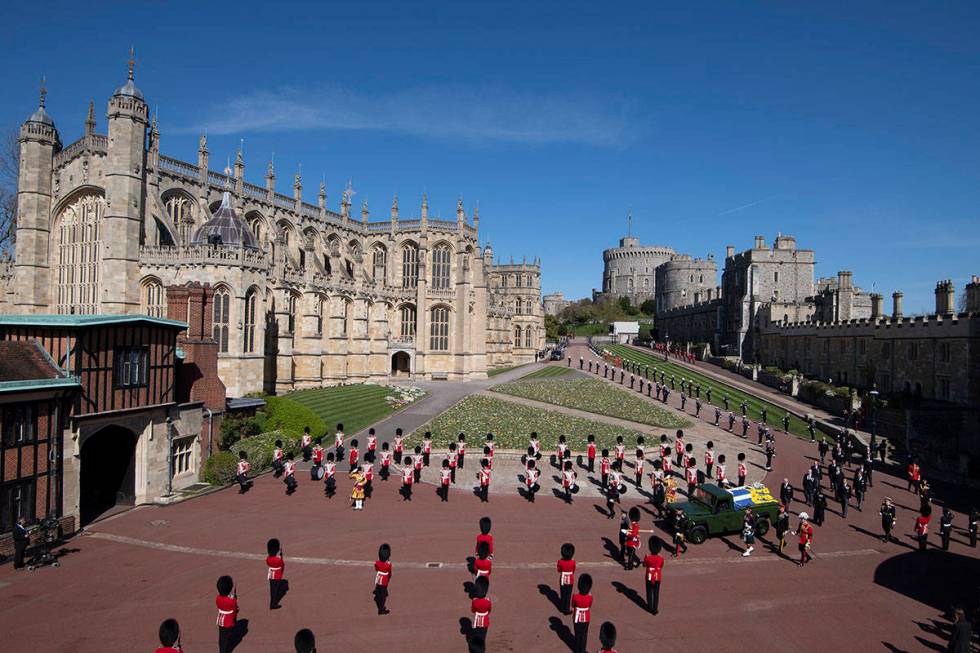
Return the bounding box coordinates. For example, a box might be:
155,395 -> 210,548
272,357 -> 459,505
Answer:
476,569 -> 489,577
268,568 -> 282,579
560,571 -> 573,584
375,571 -> 389,584
474,611 -> 488,626
574,607 -> 589,623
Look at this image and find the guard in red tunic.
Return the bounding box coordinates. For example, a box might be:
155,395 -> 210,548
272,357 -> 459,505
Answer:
393,428 -> 405,465
448,443 -> 459,483
715,454 -> 727,487
643,536 -> 665,614
457,433 -> 467,469
374,543 -> 392,615
556,543 -> 576,615
737,452 -> 747,487
704,441 -> 715,480
797,512 -> 814,566
476,517 -> 494,559
272,440 -> 285,477
361,461 -> 374,498
310,438 -> 325,481
557,435 -> 569,469
155,618 -> 182,653
685,458 -> 698,497
413,446 -> 424,483
914,505 -> 932,552
598,621 -> 618,653
470,576 -> 492,644
529,432 -> 542,460
587,435 -> 597,473
348,439 -> 360,472
422,432 -> 433,467
674,430 -> 685,467
323,452 -> 337,498
236,451 -> 252,494
478,458 -> 492,503
571,573 -> 594,653
599,449 -> 611,488
659,434 -> 671,462
614,436 -> 626,471
215,575 -> 239,653
634,448 -> 645,488
283,454 -> 298,495
379,442 -> 392,481
473,540 -> 492,582
301,427 -> 313,462
439,459 -> 452,502
562,460 -> 578,504
400,456 -> 414,501
622,506 -> 652,570
486,433 -> 496,462
266,538 -> 286,609
365,428 -> 378,464
907,461 -> 921,494
525,459 -> 541,503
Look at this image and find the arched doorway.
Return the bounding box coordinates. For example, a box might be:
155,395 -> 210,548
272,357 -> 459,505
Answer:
80,425 -> 137,526
391,352 -> 411,377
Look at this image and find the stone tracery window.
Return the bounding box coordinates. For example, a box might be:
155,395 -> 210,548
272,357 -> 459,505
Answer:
213,287 -> 231,353
402,244 -> 419,288
514,324 -> 522,347
243,288 -> 257,353
55,192 -> 105,314
432,244 -> 451,289
430,306 -> 449,351
399,305 -> 416,339
525,326 -> 532,348
373,245 -> 387,284
141,278 -> 165,317
165,193 -> 195,246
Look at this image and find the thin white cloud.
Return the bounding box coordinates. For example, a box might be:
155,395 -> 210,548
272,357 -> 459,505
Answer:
717,195 -> 781,216
176,84 -> 636,147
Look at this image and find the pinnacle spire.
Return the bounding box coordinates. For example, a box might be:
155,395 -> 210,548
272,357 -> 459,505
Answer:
39,75 -> 47,108
127,46 -> 136,81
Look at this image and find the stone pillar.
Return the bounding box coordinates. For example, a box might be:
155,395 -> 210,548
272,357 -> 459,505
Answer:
892,291 -> 904,319
870,293 -> 883,319
275,288 -> 295,394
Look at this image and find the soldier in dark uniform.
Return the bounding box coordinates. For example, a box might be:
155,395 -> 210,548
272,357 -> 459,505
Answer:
879,498 -> 896,542
706,387 -> 712,404
680,393 -> 687,411
695,383 -> 701,399
714,406 -> 721,426
813,489 -> 827,526
818,439 -> 829,464
739,400 -> 748,416
807,418 -> 816,442
877,439 -> 887,464
863,448 -> 874,487
839,480 -> 851,519
775,504 -> 790,553
764,439 -> 775,472
12,517 -> 31,570
694,398 -> 702,418
940,507 -> 953,551
783,412 -> 791,433
741,416 -> 750,437
760,406 -> 767,425
780,478 -> 794,507
723,395 -> 729,411
852,469 -> 866,511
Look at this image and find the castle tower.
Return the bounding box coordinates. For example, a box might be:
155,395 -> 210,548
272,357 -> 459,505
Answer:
101,50 -> 148,313
13,77 -> 61,312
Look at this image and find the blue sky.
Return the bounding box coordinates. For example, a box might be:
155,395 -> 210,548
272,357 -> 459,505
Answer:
3,1 -> 979,313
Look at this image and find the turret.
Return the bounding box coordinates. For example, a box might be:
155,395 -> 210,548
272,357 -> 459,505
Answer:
102,49 -> 148,313
317,179 -> 326,210
361,199 -> 369,224
13,76 -> 61,311
234,146 -> 244,195
390,195 -> 399,221
456,196 -> 465,225
265,158 -> 275,192
84,99 -> 96,136
934,279 -> 954,317
421,192 -> 429,222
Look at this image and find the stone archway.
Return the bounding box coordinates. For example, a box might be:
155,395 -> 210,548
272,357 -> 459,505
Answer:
79,425 -> 137,526
391,351 -> 411,377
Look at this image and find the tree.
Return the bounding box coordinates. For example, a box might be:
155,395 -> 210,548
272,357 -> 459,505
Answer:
544,314 -> 561,340
617,295 -> 633,314
640,299 -> 656,316
0,129 -> 18,257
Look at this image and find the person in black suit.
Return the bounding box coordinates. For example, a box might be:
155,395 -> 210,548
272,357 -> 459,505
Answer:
12,517 -> 31,570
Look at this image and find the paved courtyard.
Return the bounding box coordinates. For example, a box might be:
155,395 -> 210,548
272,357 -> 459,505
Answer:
0,348 -> 977,652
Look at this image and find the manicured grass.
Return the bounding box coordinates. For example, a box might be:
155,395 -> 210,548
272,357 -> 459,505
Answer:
493,378 -> 687,428
287,384 -> 425,435
568,322 -> 610,336
406,394 -> 644,450
600,344 -> 814,439
487,363 -> 529,377
520,366 -> 571,379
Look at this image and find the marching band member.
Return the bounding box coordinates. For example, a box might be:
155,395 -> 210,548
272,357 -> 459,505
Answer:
470,576 -> 492,644
393,428 -> 405,465
301,427 -> 313,462
236,451 -> 252,494
310,438 -> 325,480
155,619 -> 182,653
476,517 -> 494,559
473,540 -> 492,582
323,452 -> 337,498
570,573 -> 594,653
557,543 -> 576,615
399,456 -> 414,501
562,459 -> 578,504
283,453 -> 298,495
373,543 -> 392,615
365,428 -> 378,464
215,575 -> 239,653
350,467 -> 367,511
478,458 -> 492,503
586,435 -> 597,473
643,536 -> 665,614
266,538 -> 286,609
525,459 -> 540,503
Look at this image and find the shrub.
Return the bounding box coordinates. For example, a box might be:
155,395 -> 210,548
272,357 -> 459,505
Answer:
203,451 -> 238,485
230,430 -> 299,471
255,396 -> 326,440
219,412 -> 261,450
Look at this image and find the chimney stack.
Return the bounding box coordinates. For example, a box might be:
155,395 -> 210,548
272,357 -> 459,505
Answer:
935,279 -> 955,317
753,235 -> 765,249
870,293 -> 883,319
966,275 -> 980,313
892,291 -> 904,319
726,245 -> 735,258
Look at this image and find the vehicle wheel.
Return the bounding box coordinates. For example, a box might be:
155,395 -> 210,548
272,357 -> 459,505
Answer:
755,518 -> 771,537
688,525 -> 707,545
53,562 -> 61,568
27,565 -> 34,571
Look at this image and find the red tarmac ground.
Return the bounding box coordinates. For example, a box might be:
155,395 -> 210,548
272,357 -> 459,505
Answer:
1,348 -> 978,652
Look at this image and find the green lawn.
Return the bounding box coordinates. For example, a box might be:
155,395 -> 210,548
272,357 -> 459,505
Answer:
493,378 -> 686,428
600,344 -> 816,439
487,363 -> 529,377
287,384 -> 425,435
519,366 -> 571,380
568,322 -> 610,336
406,394 -> 645,450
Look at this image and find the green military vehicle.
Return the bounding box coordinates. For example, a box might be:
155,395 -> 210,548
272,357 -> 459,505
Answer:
667,483 -> 780,544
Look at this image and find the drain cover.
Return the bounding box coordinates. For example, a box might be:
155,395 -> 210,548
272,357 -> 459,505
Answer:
426,562 -> 442,568
149,519 -> 170,527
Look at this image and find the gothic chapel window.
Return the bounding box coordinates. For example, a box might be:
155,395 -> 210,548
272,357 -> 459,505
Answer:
243,289 -> 257,353
55,192 -> 105,315
432,245 -> 451,289
402,244 -> 419,288
213,288 -> 230,353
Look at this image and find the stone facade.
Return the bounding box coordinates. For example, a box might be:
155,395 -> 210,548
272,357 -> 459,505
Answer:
485,252 -> 544,367
2,64 -> 543,396
654,254 -> 719,313
597,235 -> 675,305
542,291 -> 570,316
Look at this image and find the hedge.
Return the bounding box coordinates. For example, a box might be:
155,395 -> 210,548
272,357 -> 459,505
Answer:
203,451 -> 238,485
255,396 -> 326,440
229,430 -> 300,472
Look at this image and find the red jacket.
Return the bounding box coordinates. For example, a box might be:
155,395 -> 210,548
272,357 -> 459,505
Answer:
476,533 -> 494,556
556,559 -> 576,586
474,558 -> 492,577
215,595 -> 238,628
266,555 -> 284,580
374,560 -> 392,587
471,597 -> 492,628
643,553 -> 664,583
571,593 -> 593,623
